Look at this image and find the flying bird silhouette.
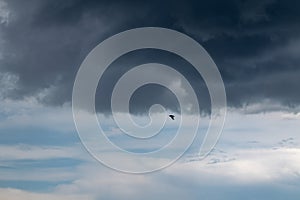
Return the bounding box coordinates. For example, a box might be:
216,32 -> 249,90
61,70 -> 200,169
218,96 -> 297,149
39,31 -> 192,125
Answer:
169,114 -> 175,120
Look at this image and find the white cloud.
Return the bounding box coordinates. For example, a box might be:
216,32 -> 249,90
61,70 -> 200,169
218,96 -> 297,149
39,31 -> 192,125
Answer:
3,145 -> 298,200
0,144 -> 90,182
2,143 -> 300,199
0,98 -> 74,133
0,144 -> 85,160
196,147 -> 300,182
0,0 -> 9,25
0,98 -> 300,199
281,112 -> 300,120
0,188 -> 90,200
0,73 -> 19,97
67,146 -> 300,199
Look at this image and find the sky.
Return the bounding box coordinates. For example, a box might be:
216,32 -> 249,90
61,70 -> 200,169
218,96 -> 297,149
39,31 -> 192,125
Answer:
0,0 -> 300,199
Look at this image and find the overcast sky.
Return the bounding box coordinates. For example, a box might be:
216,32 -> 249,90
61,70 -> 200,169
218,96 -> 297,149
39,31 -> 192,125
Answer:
1,0 -> 300,113
0,0 -> 300,199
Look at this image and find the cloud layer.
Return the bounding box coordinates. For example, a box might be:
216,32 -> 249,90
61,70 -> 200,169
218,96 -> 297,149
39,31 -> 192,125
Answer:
0,0 -> 299,114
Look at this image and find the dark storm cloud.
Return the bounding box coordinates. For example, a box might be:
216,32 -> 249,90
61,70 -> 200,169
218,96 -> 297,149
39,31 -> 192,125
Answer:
0,0 -> 300,113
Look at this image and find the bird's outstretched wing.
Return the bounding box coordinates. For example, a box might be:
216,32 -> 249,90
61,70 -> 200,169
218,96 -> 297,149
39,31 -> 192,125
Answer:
169,115 -> 175,120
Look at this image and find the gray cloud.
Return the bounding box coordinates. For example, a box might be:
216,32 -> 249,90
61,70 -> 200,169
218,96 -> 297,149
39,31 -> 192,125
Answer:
0,0 -> 299,114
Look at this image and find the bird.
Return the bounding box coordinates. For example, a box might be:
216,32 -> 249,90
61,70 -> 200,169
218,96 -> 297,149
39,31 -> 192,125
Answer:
169,114 -> 175,120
